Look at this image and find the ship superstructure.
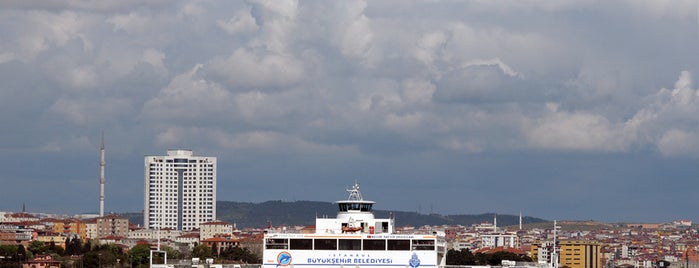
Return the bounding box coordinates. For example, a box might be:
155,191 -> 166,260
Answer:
262,183 -> 447,268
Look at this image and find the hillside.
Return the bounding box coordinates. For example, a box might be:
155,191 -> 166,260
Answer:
122,201 -> 547,228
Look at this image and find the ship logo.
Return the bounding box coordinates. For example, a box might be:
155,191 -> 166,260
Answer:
409,253 -> 421,268
276,252 -> 292,266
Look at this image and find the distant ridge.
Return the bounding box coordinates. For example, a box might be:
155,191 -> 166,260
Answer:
123,201 -> 547,228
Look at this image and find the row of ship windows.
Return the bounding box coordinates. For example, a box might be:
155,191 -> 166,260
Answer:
265,239 -> 436,251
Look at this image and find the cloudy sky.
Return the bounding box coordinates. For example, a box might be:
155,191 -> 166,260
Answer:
0,0 -> 698,223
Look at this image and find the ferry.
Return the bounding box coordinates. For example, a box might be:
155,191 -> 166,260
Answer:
262,183 -> 447,268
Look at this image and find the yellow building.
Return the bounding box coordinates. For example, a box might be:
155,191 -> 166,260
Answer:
50,219 -> 87,241
531,240 -> 602,268
36,234 -> 67,248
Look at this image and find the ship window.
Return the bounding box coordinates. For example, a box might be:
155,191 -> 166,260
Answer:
387,240 -> 410,250
265,239 -> 288,249
339,239 -> 361,250
314,239 -> 337,250
290,239 -> 313,250
338,204 -> 348,212
412,239 -> 435,250
363,239 -> 385,250
360,204 -> 372,211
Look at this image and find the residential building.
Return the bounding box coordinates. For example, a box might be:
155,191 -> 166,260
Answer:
201,236 -> 239,255
96,214 -> 129,239
532,240 -> 602,268
558,240 -> 602,268
0,212 -> 38,223
47,219 -> 86,241
200,221 -> 233,240
128,227 -> 183,241
22,254 -> 61,268
481,232 -> 518,248
84,218 -> 97,239
144,149 -> 216,231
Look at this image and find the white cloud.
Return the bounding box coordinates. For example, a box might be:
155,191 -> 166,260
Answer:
338,14 -> 372,59
49,97 -> 134,125
385,112 -> 424,131
142,64 -> 235,121
107,11 -> 153,34
217,8 -> 259,35
625,71 -> 699,156
414,31 -> 448,67
3,10 -> 93,61
400,79 -> 436,105
141,48 -> 167,73
657,129 -> 699,157
155,127 -> 358,156
0,52 -> 16,64
207,48 -> 305,89
250,0 -> 298,19
523,106 -> 627,152
463,58 -> 523,78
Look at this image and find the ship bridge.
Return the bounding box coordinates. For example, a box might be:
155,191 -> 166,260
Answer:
315,182 -> 393,234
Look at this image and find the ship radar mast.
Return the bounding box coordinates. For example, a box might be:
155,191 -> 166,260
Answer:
336,182 -> 375,217
347,182 -> 363,201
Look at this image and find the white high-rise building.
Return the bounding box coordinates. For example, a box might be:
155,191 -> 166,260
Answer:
144,149 -> 216,231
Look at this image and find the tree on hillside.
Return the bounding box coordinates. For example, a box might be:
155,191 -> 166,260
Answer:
0,245 -> 18,267
191,244 -> 213,260
47,241 -> 64,256
28,240 -> 47,255
163,245 -> 183,260
446,249 -> 477,265
83,244 -> 125,268
64,237 -> 82,256
220,246 -> 260,263
129,244 -> 151,268
17,244 -> 28,262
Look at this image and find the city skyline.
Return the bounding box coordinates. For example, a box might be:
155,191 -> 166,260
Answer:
0,1 -> 699,223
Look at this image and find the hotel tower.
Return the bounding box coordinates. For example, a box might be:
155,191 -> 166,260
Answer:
144,149 -> 216,231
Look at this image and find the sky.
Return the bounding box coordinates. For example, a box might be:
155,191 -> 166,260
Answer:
0,0 -> 698,223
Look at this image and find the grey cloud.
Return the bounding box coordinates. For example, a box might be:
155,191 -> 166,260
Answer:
433,60 -> 530,103
2,0 -> 699,221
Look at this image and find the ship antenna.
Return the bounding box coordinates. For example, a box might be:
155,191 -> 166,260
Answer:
347,181 -> 363,201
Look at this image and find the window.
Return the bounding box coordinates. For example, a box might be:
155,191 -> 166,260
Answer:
387,240 -> 410,250
339,239 -> 361,250
363,239 -> 385,250
314,239 -> 337,250
412,240 -> 435,250
265,238 -> 289,249
290,239 -> 313,250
